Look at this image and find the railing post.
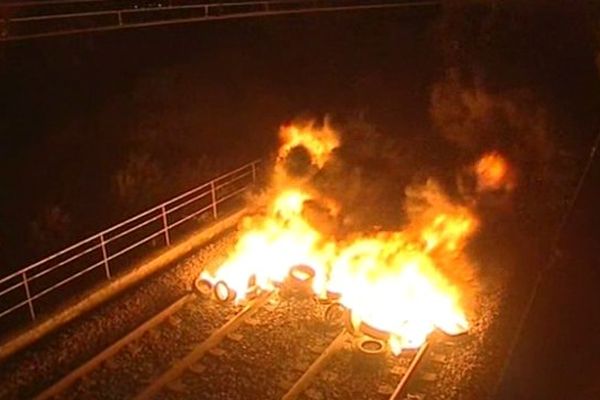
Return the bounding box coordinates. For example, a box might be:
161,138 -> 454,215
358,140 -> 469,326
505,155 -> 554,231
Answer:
161,206 -> 171,246
22,272 -> 36,321
210,180 -> 218,219
100,233 -> 111,279
251,162 -> 257,183
117,11 -> 122,26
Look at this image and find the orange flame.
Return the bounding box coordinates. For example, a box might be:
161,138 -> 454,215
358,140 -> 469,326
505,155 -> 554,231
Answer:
475,152 -> 514,192
201,122 -> 479,354
278,120 -> 340,169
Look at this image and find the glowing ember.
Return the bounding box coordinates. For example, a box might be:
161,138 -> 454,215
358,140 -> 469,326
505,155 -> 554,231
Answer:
475,151 -> 514,192
214,281 -> 235,302
201,121 -> 483,354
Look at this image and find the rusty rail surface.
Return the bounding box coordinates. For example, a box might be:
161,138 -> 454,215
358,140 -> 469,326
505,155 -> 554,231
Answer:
280,331 -> 429,400
133,290 -> 273,399
388,343 -> 429,400
29,282 -> 433,399
281,330 -> 349,400
34,294 -> 194,400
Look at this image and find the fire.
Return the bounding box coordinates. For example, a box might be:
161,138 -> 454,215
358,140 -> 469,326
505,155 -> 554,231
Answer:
278,120 -> 340,169
201,121 -> 482,354
326,181 -> 475,353
475,151 -> 514,192
200,189 -> 328,297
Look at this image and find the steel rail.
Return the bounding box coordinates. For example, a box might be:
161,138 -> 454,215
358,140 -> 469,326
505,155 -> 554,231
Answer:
133,290 -> 273,399
280,330 -> 429,400
281,330 -> 348,400
388,343 -> 429,400
33,294 -> 193,400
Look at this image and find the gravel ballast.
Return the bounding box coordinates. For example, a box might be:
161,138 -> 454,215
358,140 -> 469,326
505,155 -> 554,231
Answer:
0,233 -> 237,400
162,290 -> 342,400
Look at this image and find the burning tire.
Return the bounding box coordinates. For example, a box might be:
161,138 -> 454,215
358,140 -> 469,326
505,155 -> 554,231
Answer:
194,278 -> 213,297
317,290 -> 341,305
354,336 -> 386,355
357,321 -> 391,341
214,281 -> 236,303
288,265 -> 315,284
244,275 -> 260,300
324,302 -> 347,324
245,285 -> 260,301
343,311 -> 391,341
281,265 -> 316,298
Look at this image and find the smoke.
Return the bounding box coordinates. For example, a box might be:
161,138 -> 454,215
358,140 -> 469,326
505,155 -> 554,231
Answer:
428,1 -> 600,240
261,2 -> 600,311
432,1 -> 599,173
309,117 -> 428,233
274,115 -> 480,239
271,117 -> 482,306
431,70 -> 554,167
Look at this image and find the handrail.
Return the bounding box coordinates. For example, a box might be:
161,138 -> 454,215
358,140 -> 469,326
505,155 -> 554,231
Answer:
0,159 -> 260,325
0,0 -> 441,42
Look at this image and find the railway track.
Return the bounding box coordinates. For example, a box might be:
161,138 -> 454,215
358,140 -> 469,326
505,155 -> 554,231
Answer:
34,287 -> 248,400
280,333 -> 429,400
133,291 -> 274,399
34,294 -> 195,400
33,277 -> 463,400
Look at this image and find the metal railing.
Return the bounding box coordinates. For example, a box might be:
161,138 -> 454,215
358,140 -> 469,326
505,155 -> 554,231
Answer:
0,0 -> 440,41
0,159 -> 260,326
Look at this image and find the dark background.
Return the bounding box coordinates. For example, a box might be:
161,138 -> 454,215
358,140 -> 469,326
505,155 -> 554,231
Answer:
0,2 -> 599,399
0,6 -> 439,270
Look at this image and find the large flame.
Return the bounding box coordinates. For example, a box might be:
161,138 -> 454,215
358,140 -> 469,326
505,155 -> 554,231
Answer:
201,121 -> 481,354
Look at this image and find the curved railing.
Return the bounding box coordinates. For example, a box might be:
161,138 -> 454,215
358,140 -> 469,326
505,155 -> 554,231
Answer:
0,159 -> 260,327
